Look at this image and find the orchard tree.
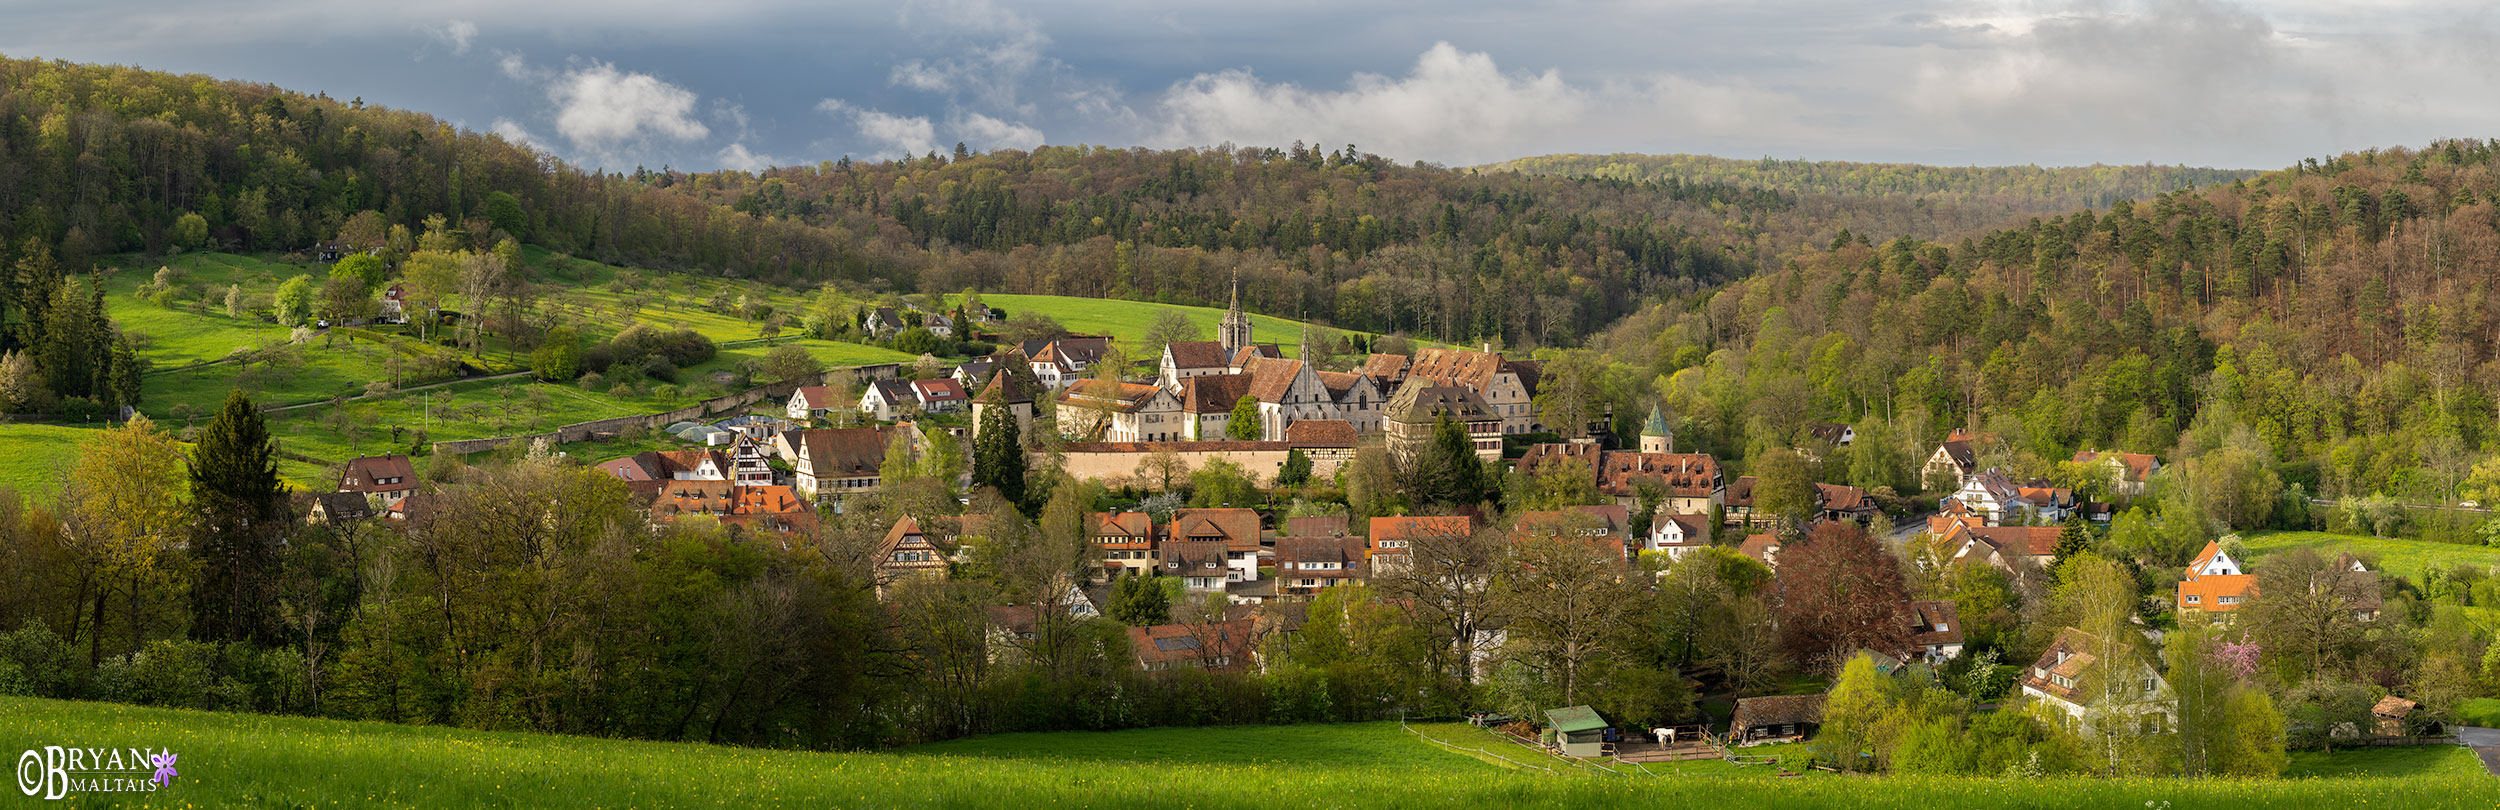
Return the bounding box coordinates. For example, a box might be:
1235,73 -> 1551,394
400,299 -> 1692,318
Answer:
762,342 -> 824,383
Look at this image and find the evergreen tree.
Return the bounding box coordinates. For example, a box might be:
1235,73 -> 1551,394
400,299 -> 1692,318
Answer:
974,404 -> 1027,511
189,389 -> 287,643
1107,576 -> 1170,626
1414,413 -> 1486,506
2050,517 -> 2095,580
1277,448 -> 1313,487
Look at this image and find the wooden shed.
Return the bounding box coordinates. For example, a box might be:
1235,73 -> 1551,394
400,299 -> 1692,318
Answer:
1544,705 -> 1612,758
2372,696 -> 2418,737
1730,693 -> 1827,744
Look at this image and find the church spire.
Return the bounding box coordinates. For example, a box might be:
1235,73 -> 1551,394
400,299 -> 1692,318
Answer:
1220,267 -> 1253,356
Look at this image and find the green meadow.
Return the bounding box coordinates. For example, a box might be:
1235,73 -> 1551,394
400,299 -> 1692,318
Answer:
2239,531 -> 2500,581
0,423 -> 108,501
0,697 -> 2489,809
956,292 -> 1433,359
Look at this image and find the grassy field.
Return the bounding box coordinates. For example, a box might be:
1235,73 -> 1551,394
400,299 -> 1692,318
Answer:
2282,745 -> 2490,779
0,422 -> 108,501
2,697 -> 2491,809
961,293 -> 1432,359
2240,531 -> 2500,580
2458,698 -> 2500,728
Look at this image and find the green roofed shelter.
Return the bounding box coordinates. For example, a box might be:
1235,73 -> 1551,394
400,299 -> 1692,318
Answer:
1544,705 -> 1610,757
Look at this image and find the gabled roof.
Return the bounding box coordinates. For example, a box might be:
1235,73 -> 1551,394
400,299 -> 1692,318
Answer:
1405,347 -> 1511,393
310,491 -> 375,520
339,455 -> 418,493
1238,356 -> 1308,404
1903,600 -> 1964,649
1369,515 -> 1474,546
2373,696 -> 2417,718
1385,384 -> 1496,425
1653,513 -> 1710,543
1284,419 -> 1357,446
1275,536 -> 1368,571
1035,338 -> 1112,366
1127,618 -> 1257,670
1952,524 -> 2062,559
866,378 -> 915,404
1168,508 -> 1260,552
1817,483 -> 1872,512
1178,374 -> 1255,414
1738,534 -> 1781,565
1061,380 -> 1167,413
1544,705 -> 1608,733
975,366 -> 1037,404
1165,340 -> 1230,370
788,426 -> 897,479
1313,371 -> 1372,400
1158,539 -> 1231,571
1228,344 -> 1283,367
1518,446 -> 1721,499
1730,694 -> 1826,730
912,377 -> 969,402
790,385 -> 835,407
1356,353 -> 1409,379
1090,511 -> 1155,538
1806,423 -> 1853,444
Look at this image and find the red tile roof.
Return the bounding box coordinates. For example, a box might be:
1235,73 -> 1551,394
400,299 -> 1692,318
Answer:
1168,508 -> 1261,552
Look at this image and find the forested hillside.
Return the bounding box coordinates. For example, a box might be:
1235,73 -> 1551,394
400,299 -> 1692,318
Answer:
0,56 -> 2218,356
1486,153 -> 2257,218
1593,140 -> 2500,520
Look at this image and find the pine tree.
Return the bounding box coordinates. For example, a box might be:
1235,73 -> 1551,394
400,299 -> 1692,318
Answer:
189,389 -> 287,643
1415,413 -> 1485,506
2050,517 -> 2095,581
973,403 -> 1026,510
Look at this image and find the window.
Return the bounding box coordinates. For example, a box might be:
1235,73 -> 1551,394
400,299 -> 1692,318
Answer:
2217,595 -> 2239,605
2184,594 -> 2200,604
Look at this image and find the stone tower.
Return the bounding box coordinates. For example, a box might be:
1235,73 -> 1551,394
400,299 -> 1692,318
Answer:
1219,269 -> 1253,356
1640,404 -> 1674,454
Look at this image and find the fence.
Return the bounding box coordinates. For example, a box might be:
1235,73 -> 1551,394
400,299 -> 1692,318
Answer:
1399,718 -> 1556,774
431,362 -> 901,455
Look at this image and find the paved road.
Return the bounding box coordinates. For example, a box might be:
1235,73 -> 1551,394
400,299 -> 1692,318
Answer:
2456,726 -> 2500,775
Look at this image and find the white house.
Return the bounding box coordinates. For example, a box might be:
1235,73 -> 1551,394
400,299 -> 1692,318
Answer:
787,385 -> 843,422
1645,513 -> 1713,560
924,312 -> 956,338
911,378 -> 970,414
860,379 -> 916,421
2020,627 -> 2175,732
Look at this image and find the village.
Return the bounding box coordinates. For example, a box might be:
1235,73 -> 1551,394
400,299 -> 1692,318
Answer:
285,279 -> 2436,776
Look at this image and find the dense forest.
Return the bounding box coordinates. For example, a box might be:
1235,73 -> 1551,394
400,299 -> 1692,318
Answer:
1487,153 -> 2259,216
1581,139 -> 2500,523
0,56 -> 2257,353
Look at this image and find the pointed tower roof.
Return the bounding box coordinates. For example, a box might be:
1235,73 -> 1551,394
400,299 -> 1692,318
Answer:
1643,405 -> 1672,437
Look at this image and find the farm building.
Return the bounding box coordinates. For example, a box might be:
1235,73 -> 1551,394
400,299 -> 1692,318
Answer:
1730,694 -> 1826,744
1543,705 -> 1612,758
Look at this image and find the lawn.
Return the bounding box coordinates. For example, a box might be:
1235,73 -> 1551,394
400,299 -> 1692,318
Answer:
2458,698 -> 2500,728
2239,531 -> 2500,581
0,422 -> 107,501
2282,744 -> 2489,779
960,293 -> 1433,359
2,697 -> 2493,809
95,251 -> 311,369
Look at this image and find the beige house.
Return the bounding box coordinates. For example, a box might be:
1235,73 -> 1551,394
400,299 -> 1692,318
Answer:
1057,380 -> 1184,442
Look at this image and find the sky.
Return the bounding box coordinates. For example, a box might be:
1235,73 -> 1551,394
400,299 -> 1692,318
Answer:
5,0 -> 2495,173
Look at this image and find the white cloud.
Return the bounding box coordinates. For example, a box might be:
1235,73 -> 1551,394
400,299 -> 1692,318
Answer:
716,142 -> 779,171
498,52 -> 540,81
546,61 -> 710,150
820,98 -> 937,158
1151,42 -> 1588,165
957,112 -> 1043,151
890,60 -> 953,92
490,118 -> 548,151
432,20 -> 477,56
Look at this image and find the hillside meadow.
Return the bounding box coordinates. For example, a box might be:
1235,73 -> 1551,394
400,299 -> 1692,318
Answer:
1,697 -> 2490,809
2239,531 -> 2500,581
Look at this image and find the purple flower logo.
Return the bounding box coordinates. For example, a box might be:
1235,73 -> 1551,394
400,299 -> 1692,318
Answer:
149,753 -> 177,786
